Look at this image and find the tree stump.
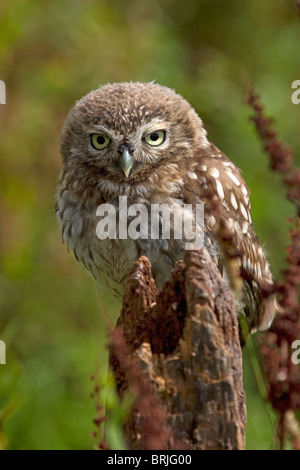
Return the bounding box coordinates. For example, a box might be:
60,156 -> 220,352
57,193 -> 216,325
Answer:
109,247 -> 246,450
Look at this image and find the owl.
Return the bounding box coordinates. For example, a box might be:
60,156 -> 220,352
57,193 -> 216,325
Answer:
55,82 -> 276,333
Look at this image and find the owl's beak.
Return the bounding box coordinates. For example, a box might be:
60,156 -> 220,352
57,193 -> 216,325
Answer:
119,149 -> 134,177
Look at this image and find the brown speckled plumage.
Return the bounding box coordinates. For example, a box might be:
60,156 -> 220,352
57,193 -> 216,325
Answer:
56,82 -> 276,332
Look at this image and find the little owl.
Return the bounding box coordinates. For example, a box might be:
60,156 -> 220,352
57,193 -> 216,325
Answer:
56,82 -> 276,333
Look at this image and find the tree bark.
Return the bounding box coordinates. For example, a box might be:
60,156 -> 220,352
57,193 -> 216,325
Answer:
109,247 -> 246,450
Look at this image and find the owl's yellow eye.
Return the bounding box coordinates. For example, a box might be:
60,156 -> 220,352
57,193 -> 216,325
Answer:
144,130 -> 166,146
91,134 -> 110,150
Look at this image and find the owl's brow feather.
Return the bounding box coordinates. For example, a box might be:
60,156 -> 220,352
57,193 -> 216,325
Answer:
84,119 -> 171,138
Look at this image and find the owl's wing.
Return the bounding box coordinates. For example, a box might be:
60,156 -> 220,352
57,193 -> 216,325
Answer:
182,142 -> 276,333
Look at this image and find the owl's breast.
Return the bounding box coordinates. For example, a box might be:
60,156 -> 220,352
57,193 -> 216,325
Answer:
56,188 -> 138,297
56,186 -> 216,298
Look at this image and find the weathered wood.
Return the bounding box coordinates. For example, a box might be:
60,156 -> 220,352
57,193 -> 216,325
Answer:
109,247 -> 246,450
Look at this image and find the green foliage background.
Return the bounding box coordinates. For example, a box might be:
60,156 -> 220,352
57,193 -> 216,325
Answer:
0,0 -> 299,450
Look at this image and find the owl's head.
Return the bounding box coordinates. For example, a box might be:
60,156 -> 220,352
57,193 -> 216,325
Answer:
60,82 -> 207,187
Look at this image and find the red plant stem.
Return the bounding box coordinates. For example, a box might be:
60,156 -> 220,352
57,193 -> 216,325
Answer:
248,87 -> 300,450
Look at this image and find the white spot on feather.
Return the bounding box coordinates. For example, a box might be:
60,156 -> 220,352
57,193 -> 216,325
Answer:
257,264 -> 262,279
226,170 -> 240,186
200,176 -> 208,189
254,264 -> 258,278
241,184 -> 248,196
216,180 -> 225,200
227,218 -> 235,230
234,220 -> 241,232
240,203 -> 248,220
187,171 -> 197,180
223,161 -> 235,169
242,221 -> 249,234
207,215 -> 216,228
244,195 -> 250,206
230,192 -> 238,210
210,167 -> 220,178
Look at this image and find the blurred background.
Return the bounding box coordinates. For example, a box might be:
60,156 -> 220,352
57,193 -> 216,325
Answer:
0,0 -> 299,450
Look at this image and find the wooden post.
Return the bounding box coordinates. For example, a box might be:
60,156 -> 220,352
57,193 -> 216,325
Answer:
109,248 -> 246,450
